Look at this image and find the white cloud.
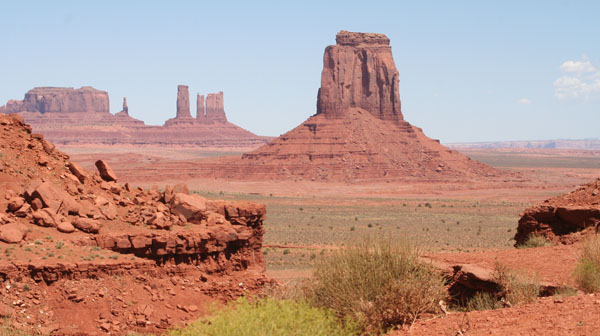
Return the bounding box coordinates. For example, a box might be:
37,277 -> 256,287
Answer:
559,59 -> 597,74
554,56 -> 600,100
517,98 -> 532,105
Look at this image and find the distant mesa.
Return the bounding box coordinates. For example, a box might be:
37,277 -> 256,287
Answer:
0,85 -> 268,148
191,30 -> 504,182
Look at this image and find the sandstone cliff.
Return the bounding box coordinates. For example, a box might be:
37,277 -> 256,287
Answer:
0,87 -> 109,114
316,30 -> 402,124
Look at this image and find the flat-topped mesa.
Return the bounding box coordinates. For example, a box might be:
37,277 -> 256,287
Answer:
205,91 -> 227,123
176,85 -> 192,119
196,94 -> 205,120
0,86 -> 110,114
316,30 -> 403,124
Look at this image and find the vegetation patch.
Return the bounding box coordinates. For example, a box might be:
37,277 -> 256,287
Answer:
170,296 -> 359,336
516,234 -> 550,249
307,237 -> 446,333
573,235 -> 600,293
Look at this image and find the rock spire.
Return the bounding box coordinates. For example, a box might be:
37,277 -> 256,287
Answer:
176,85 -> 191,119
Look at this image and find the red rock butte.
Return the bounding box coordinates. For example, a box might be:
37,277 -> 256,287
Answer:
0,86 -> 268,148
193,30 -> 503,182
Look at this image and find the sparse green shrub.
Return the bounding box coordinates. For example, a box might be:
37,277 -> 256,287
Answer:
308,237 -> 445,333
283,249 -> 290,255
55,241 -> 64,249
170,297 -> 359,336
573,235 -> 600,293
516,234 -> 550,249
494,263 -> 540,305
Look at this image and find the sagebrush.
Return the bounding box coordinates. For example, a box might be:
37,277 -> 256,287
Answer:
308,237 -> 446,333
573,235 -> 600,293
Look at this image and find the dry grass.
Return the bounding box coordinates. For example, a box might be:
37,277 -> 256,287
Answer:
307,237 -> 446,334
573,235 -> 600,293
516,234 -> 550,249
493,263 -> 540,305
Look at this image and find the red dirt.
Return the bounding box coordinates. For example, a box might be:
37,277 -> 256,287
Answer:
393,294 -> 600,336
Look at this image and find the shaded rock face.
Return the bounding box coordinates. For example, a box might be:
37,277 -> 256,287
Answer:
0,87 -> 109,114
176,85 -> 191,119
316,30 -> 402,124
514,178 -> 600,245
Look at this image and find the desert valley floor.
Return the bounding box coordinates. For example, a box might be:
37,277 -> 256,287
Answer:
58,144 -> 600,335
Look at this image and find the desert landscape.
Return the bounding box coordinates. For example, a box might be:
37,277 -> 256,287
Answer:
1,2 -> 599,335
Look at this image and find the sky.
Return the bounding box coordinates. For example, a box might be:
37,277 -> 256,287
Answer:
0,1 -> 598,143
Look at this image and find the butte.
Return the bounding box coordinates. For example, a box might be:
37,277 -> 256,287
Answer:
194,31 -> 503,182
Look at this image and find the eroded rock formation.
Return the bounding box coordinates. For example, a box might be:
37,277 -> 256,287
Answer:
515,179 -> 600,245
0,87 -> 109,114
1,86 -> 269,148
176,85 -> 191,119
0,114 -> 269,333
204,92 -> 227,123
196,94 -> 205,120
317,30 -> 402,124
191,30 -> 503,182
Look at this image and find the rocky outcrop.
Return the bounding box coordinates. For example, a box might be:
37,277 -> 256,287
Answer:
0,87 -> 109,114
0,114 -> 269,334
196,94 -> 205,120
121,97 -> 129,115
316,30 -> 402,124
204,91 -> 227,123
515,179 -> 600,245
176,85 -> 191,119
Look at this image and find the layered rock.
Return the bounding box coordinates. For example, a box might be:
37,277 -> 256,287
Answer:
0,85 -> 269,147
196,94 -> 205,120
317,30 -> 402,124
0,114 -> 269,334
189,30 -> 502,182
0,86 -> 109,114
515,179 -> 600,245
204,91 -> 227,123
176,85 -> 191,119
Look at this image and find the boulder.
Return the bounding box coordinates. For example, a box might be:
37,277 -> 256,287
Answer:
0,223 -> 27,244
94,196 -> 118,220
57,221 -> 75,233
29,181 -> 79,214
95,160 -> 118,182
6,197 -> 25,212
169,193 -> 207,222
72,217 -> 100,233
32,209 -> 60,227
68,162 -> 88,183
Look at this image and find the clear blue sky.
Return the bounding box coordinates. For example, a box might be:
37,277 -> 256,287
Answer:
1,1 -> 598,142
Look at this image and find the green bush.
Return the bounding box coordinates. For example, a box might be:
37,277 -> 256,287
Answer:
308,237 -> 446,333
574,235 -> 600,293
170,297 -> 358,336
516,234 -> 550,249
